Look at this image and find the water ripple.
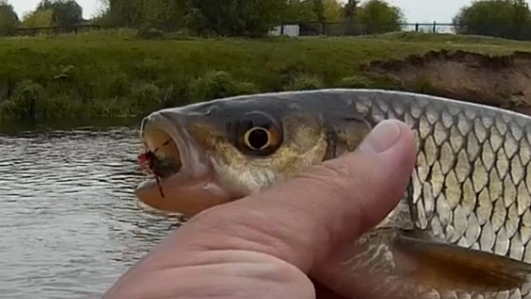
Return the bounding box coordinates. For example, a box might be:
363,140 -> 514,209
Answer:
0,127 -> 179,299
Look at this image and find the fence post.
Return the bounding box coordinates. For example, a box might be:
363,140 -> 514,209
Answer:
432,21 -> 436,33
415,23 -> 419,32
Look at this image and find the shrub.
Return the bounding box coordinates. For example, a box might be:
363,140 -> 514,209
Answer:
189,70 -> 259,101
6,80 -> 47,120
131,82 -> 162,112
338,75 -> 374,88
282,73 -> 324,91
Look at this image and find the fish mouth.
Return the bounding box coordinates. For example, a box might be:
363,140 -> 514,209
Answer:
134,111 -> 232,217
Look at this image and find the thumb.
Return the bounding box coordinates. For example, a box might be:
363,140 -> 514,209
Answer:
140,119 -> 417,272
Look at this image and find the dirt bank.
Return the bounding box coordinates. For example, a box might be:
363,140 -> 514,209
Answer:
361,49 -> 531,115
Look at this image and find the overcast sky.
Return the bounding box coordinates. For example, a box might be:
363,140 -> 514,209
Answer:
9,0 -> 491,23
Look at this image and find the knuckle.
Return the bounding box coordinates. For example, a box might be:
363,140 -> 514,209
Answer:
300,161 -> 358,195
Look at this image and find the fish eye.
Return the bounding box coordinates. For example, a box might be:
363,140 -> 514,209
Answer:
234,111 -> 283,156
244,127 -> 271,150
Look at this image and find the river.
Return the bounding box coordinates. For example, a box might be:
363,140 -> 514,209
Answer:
0,121 -> 181,299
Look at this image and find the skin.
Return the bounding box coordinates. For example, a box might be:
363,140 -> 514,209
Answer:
102,119 -> 417,299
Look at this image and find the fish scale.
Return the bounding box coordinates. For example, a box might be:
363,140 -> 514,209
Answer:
349,90 -> 531,299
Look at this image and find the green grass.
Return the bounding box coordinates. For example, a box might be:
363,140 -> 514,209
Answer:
1,29 -> 530,122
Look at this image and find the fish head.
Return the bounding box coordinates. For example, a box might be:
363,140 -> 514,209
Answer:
135,92 -> 372,217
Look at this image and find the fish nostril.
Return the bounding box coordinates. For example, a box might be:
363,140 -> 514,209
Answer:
204,105 -> 220,116
159,110 -> 189,126
159,111 -> 172,119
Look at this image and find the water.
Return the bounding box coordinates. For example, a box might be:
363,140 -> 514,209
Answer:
0,122 -> 181,299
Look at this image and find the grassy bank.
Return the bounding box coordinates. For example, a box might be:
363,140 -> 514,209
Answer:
1,29 -> 531,121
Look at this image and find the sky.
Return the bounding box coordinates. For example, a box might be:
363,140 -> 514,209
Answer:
7,0 -> 504,23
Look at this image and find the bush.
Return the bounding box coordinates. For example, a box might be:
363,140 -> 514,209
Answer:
337,75 -> 374,88
189,71 -> 259,101
131,82 -> 162,112
7,80 -> 47,120
282,73 -> 324,91
136,27 -> 165,40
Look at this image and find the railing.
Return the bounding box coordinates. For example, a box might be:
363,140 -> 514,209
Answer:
10,22 -> 457,37
8,21 -> 531,40
13,24 -> 101,36
272,21 -> 457,36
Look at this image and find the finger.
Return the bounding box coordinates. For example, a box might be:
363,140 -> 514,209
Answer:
142,119 -> 416,272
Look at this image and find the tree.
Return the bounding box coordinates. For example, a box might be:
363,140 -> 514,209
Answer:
342,0 -> 359,35
356,0 -> 404,34
284,0 -> 314,22
21,9 -> 54,28
0,0 -> 19,36
102,0 -> 186,31
343,0 -> 358,21
105,0 -> 141,27
185,0 -> 287,37
283,0 -> 301,22
91,0 -> 113,27
312,0 -> 325,23
322,0 -> 343,22
284,0 -> 343,23
453,0 -> 531,40
36,0 -> 83,28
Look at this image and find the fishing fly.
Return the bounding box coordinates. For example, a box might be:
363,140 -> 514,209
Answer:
138,139 -> 171,198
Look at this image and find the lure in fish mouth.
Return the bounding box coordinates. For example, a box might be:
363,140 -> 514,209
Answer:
135,109 -> 235,216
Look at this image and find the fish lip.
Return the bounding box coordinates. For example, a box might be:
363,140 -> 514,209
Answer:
135,110 -> 210,191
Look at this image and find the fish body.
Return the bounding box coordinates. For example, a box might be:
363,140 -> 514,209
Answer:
135,89 -> 531,299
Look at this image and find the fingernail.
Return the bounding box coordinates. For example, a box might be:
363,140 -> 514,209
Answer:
359,120 -> 401,154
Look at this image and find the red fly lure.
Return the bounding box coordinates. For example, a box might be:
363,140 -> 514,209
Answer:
138,139 -> 171,198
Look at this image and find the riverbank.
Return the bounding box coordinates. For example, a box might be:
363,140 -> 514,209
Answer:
2,29 -> 531,121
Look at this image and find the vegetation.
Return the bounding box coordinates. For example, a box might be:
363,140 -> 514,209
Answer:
4,0 -> 531,40
6,0 -> 531,40
36,0 -> 84,28
0,1 -> 19,36
3,0 -> 531,122
356,0 -> 404,34
454,0 -> 531,40
21,10 -> 54,28
0,0 -> 405,37
98,0 -> 405,36
1,30 -> 531,121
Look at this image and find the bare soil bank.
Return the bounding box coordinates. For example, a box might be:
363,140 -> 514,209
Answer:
362,49 -> 531,115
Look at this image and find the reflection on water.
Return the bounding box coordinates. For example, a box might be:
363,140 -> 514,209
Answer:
0,123 -> 181,299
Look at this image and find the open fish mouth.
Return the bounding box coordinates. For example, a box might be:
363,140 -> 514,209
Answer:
138,127 -> 183,184
134,111 -> 229,216
138,114 -> 201,189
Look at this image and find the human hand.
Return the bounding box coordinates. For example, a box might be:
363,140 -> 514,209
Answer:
102,119 -> 417,299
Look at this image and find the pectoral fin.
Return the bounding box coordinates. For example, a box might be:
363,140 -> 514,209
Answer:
393,233 -> 531,293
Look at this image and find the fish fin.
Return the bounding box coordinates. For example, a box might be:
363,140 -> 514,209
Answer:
393,232 -> 531,293
324,115 -> 371,160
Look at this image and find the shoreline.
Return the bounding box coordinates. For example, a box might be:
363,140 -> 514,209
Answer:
2,30 -> 531,123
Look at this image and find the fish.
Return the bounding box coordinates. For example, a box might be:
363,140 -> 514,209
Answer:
134,88 -> 531,299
